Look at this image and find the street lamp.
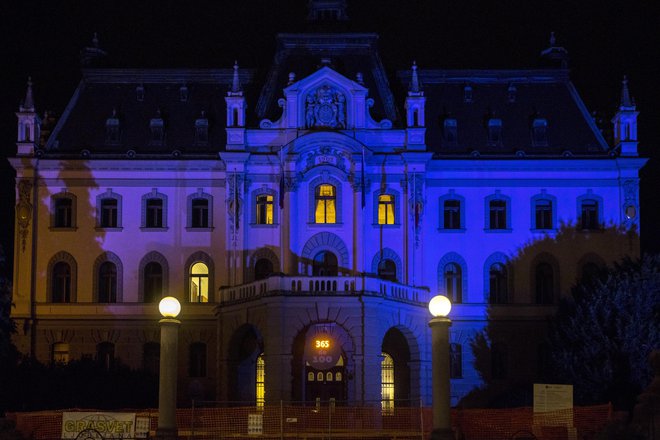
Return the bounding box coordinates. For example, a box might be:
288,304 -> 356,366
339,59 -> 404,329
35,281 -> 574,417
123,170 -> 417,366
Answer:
428,295 -> 452,440
157,296 -> 181,440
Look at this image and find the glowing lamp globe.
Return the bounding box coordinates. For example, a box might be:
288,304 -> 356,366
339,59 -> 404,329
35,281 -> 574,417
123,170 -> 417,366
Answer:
159,296 -> 181,318
428,295 -> 451,318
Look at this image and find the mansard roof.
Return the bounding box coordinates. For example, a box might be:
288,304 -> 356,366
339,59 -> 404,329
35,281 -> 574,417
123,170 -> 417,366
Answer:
399,68 -> 609,157
45,68 -> 252,157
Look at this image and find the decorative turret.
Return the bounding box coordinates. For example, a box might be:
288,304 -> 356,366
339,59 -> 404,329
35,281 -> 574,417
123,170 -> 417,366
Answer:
16,77 -> 41,156
612,75 -> 639,157
405,62 -> 426,150
540,32 -> 569,68
226,61 -> 246,150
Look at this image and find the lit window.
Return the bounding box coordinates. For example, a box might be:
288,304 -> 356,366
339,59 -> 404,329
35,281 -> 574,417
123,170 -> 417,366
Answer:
98,261 -> 117,303
189,342 -> 207,377
580,199 -> 599,230
144,262 -> 163,303
315,184 -> 336,224
443,200 -> 461,229
532,118 -> 548,147
489,263 -> 508,304
535,263 -> 554,304
52,342 -> 70,364
256,353 -> 265,408
52,261 -> 72,303
190,262 -> 209,302
444,263 -> 462,304
191,198 -> 209,228
378,194 -> 395,225
487,118 -> 503,146
256,195 -> 274,225
534,199 -> 553,229
145,198 -> 163,228
381,352 -> 394,414
377,259 -> 397,282
100,198 -> 118,228
489,200 -> 507,229
450,343 -> 462,378
54,197 -> 73,228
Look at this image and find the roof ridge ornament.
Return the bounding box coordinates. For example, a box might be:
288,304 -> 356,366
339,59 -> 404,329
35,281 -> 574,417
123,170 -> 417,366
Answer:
408,61 -> 423,97
620,75 -> 634,108
540,31 -> 569,68
80,32 -> 107,67
21,76 -> 35,111
229,61 -> 243,96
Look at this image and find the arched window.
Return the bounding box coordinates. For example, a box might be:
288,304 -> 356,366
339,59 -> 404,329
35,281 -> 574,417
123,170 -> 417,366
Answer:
450,343 -> 462,378
52,262 -> 72,303
489,263 -> 508,304
377,259 -> 397,282
381,352 -> 395,414
254,259 -> 274,281
256,353 -> 265,408
189,342 -> 207,377
98,262 -> 117,303
535,263 -> 554,304
444,263 -> 463,303
378,194 -> 395,225
97,342 -> 115,371
143,342 -> 160,376
190,262 -> 209,302
581,262 -> 601,285
312,251 -> 338,276
144,262 -> 163,303
315,184 -> 336,224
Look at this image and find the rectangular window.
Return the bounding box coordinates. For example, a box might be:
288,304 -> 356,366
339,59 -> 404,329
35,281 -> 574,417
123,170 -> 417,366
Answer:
489,200 -> 507,229
581,200 -> 599,230
256,195 -> 274,225
315,184 -> 336,224
535,199 -> 552,229
100,199 -> 118,228
54,198 -> 73,228
443,200 -> 460,229
378,194 -> 395,225
146,198 -> 163,228
191,198 -> 209,228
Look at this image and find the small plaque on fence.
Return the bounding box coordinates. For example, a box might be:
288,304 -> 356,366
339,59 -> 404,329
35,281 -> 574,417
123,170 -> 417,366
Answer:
247,413 -> 263,435
134,417 -> 150,438
286,418 -> 297,423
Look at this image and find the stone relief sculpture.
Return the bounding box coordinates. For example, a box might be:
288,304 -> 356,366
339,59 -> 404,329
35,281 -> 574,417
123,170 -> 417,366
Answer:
305,85 -> 346,129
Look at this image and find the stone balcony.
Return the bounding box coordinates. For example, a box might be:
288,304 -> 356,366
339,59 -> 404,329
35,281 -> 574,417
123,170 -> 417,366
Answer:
219,275 -> 431,306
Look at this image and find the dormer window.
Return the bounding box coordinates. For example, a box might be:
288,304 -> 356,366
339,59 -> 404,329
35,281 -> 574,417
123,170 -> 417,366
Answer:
487,118 -> 503,146
180,85 -> 188,102
532,118 -> 549,147
463,85 -> 473,103
443,118 -> 458,146
507,84 -> 517,103
195,113 -> 209,145
136,85 -> 144,102
150,115 -> 165,145
105,111 -> 120,145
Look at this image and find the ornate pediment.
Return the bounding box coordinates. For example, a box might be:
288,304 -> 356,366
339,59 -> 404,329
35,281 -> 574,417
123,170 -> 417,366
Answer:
305,85 -> 346,129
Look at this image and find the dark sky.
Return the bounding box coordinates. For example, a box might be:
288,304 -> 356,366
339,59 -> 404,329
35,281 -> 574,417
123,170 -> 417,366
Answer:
1,0 -> 659,257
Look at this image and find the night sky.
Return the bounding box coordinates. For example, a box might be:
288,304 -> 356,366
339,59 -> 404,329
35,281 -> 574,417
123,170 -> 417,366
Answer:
1,0 -> 659,261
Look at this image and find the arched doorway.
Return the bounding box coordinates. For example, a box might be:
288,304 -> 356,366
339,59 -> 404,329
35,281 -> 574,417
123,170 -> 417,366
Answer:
228,325 -> 263,403
313,251 -> 338,276
254,258 -> 274,280
382,328 -> 412,405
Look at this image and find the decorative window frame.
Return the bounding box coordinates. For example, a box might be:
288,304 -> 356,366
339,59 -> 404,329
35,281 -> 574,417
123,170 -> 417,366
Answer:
437,252 -> 468,303
247,247 -> 280,281
530,252 -> 560,305
250,187 -> 279,227
530,192 -> 557,232
92,251 -> 124,303
301,232 -> 350,276
576,191 -> 604,231
50,191 -> 77,230
308,174 -> 343,225
187,189 -> 213,230
370,248 -> 403,282
141,189 -> 168,230
47,251 -> 77,303
372,188 -> 401,227
438,191 -> 466,232
96,189 -> 123,230
138,251 -> 170,302
483,252 -> 512,303
484,192 -> 511,232
184,251 -> 214,303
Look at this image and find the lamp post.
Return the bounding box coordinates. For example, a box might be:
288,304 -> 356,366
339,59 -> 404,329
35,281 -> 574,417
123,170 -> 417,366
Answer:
157,296 -> 181,440
428,295 -> 452,440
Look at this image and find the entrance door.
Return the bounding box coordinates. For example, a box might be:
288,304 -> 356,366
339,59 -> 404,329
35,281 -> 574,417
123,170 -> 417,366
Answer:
305,356 -> 346,402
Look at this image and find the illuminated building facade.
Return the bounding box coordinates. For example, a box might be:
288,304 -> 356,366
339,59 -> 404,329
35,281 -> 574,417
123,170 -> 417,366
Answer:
10,2 -> 646,406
